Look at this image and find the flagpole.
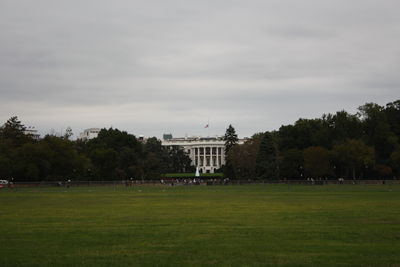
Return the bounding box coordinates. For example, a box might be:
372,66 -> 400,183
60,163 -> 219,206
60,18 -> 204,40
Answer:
207,118 -> 209,137
204,118 -> 210,136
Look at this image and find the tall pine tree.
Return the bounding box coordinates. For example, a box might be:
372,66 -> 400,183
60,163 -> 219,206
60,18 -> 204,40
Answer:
0,116 -> 31,146
224,124 -> 238,154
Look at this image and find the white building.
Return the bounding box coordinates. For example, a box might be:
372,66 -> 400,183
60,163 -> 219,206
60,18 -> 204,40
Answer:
79,128 -> 101,141
24,126 -> 40,140
161,134 -> 245,174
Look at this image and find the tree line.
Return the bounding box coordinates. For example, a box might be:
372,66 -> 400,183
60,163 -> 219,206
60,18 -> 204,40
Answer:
0,117 -> 193,182
2,100 -> 400,181
224,100 -> 400,180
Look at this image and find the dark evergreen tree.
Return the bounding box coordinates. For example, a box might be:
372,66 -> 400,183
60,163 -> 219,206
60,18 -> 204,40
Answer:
0,116 -> 32,146
1,116 -> 26,134
223,124 -> 238,154
256,132 -> 279,180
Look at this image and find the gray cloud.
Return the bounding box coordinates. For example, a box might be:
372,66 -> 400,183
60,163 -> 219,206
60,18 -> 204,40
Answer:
1,0 -> 399,138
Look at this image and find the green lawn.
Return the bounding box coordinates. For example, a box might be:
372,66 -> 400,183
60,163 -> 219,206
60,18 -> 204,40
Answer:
0,184 -> 399,266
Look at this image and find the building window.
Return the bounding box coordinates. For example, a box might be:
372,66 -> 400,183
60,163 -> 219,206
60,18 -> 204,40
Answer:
206,147 -> 210,155
195,148 -> 198,155
200,147 -> 204,154
218,147 -> 222,154
212,147 -> 217,155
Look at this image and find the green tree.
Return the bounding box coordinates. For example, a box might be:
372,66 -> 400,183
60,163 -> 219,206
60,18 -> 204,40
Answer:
0,116 -> 32,146
14,142 -> 52,181
145,137 -> 194,176
118,147 -> 139,170
358,103 -> 397,162
280,149 -> 303,179
332,139 -> 374,179
90,148 -> 118,180
226,133 -> 263,179
330,111 -> 363,142
303,146 -> 331,178
224,124 -> 238,154
167,146 -> 193,173
145,137 -> 163,154
278,118 -> 324,150
256,132 -> 279,180
390,149 -> 400,178
373,164 -> 393,179
84,128 -> 144,180
143,152 -> 163,179
0,154 -> 12,178
385,100 -> 400,136
42,136 -> 90,181
143,137 -> 171,177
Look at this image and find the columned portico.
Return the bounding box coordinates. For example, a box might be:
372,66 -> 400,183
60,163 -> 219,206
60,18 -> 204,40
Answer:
162,135 -> 245,174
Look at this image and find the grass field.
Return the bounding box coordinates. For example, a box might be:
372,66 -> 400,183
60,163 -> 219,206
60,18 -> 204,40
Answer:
0,184 -> 399,266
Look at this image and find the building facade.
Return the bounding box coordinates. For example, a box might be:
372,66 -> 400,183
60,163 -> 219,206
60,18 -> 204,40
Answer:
161,135 -> 245,174
78,128 -> 101,141
24,126 -> 40,140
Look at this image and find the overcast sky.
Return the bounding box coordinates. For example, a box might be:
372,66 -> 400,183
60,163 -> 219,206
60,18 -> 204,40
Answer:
0,0 -> 399,138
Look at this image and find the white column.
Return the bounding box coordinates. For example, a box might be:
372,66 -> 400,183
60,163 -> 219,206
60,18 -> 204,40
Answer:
191,148 -> 195,166
216,146 -> 219,167
197,147 -> 200,167
221,147 -> 225,164
210,147 -> 213,167
203,146 -> 206,166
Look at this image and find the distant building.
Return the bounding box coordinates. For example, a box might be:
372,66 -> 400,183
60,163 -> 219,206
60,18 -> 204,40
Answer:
24,126 -> 40,140
138,135 -> 149,143
163,133 -> 173,140
161,134 -> 245,174
78,128 -> 101,141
